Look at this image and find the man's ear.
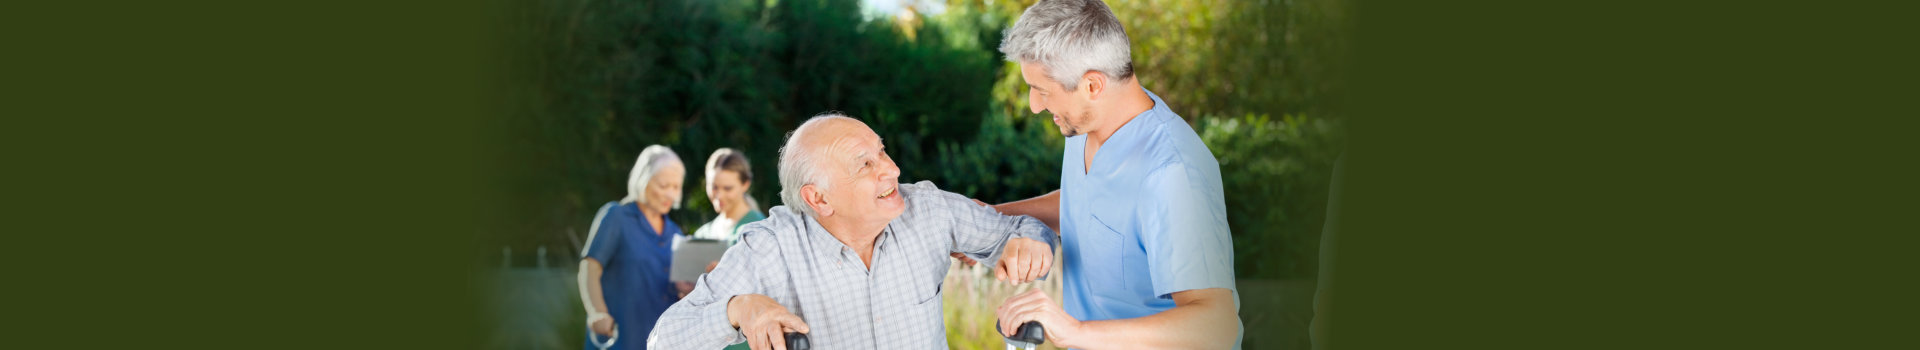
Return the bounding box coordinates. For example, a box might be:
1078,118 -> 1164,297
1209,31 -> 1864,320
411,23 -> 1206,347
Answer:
802,184 -> 833,217
1083,71 -> 1107,100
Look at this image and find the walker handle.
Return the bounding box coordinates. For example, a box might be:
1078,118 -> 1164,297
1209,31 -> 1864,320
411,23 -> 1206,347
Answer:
784,332 -> 810,350
996,319 -> 1046,345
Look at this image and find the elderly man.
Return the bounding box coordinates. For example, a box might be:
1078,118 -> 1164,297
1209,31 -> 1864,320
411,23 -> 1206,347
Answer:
647,114 -> 1057,350
987,0 -> 1243,349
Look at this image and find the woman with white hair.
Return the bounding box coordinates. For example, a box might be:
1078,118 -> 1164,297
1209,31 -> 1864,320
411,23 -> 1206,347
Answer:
577,145 -> 690,350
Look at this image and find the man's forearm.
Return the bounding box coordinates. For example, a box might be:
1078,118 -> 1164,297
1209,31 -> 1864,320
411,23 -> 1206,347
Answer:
994,190 -> 1061,233
1067,288 -> 1240,350
648,286 -> 753,348
652,236 -> 772,348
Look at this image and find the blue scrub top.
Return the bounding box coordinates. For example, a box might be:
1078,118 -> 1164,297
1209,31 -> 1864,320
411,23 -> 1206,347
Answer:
582,201 -> 683,350
1058,89 -> 1242,348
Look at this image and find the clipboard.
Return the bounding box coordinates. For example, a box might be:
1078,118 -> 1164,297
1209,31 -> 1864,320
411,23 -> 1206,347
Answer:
671,238 -> 728,281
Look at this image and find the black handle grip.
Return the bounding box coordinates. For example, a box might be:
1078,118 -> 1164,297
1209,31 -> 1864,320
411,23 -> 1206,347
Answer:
997,319 -> 1046,345
784,332 -> 810,350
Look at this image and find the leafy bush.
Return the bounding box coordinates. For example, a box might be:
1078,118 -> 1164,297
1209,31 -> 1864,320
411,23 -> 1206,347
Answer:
926,110 -> 1063,204
1200,114 -> 1344,280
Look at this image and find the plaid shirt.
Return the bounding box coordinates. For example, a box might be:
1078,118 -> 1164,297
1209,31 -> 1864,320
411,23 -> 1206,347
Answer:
647,181 -> 1056,349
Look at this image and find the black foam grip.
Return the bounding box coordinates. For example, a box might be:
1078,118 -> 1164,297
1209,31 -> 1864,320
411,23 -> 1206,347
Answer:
997,319 -> 1046,345
784,332 -> 810,350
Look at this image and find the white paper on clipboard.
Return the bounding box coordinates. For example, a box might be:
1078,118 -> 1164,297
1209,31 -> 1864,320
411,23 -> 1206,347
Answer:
671,239 -> 728,281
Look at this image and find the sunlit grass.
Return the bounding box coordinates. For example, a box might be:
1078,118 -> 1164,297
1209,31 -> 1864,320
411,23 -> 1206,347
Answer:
939,259 -> 1318,349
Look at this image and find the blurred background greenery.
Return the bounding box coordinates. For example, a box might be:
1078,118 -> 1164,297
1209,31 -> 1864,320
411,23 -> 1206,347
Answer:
488,0 -> 1346,348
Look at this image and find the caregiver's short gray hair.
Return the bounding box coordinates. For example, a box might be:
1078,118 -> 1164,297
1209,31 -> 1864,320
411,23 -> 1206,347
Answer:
622,144 -> 683,209
778,113 -> 854,218
998,0 -> 1134,91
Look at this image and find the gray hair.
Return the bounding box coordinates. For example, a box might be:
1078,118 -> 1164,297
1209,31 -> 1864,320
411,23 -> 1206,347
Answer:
622,144 -> 683,209
778,113 -> 855,218
998,0 -> 1135,91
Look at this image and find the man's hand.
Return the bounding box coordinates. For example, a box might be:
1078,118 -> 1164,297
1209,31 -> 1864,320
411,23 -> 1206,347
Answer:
994,237 -> 1053,283
727,294 -> 810,350
996,288 -> 1085,348
588,311 -> 616,336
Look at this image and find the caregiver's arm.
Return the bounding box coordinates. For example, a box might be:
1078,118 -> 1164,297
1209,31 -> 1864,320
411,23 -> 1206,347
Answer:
992,189 -> 1060,233
1077,288 -> 1239,349
998,288 -> 1239,350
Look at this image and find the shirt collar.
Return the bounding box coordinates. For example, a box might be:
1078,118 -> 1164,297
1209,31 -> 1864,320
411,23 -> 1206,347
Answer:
1090,88 -> 1169,171
804,215 -> 847,256
803,215 -> 894,258
662,216 -> 682,236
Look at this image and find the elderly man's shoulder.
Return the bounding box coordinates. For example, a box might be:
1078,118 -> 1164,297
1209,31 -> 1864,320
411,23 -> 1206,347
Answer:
732,206 -> 809,251
897,181 -> 984,218
898,180 -> 965,204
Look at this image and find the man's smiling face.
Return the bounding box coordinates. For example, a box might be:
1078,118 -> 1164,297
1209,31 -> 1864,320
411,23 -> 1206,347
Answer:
814,118 -> 906,226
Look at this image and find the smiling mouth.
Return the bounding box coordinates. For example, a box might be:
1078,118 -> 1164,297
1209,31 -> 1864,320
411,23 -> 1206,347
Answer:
877,186 -> 896,199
